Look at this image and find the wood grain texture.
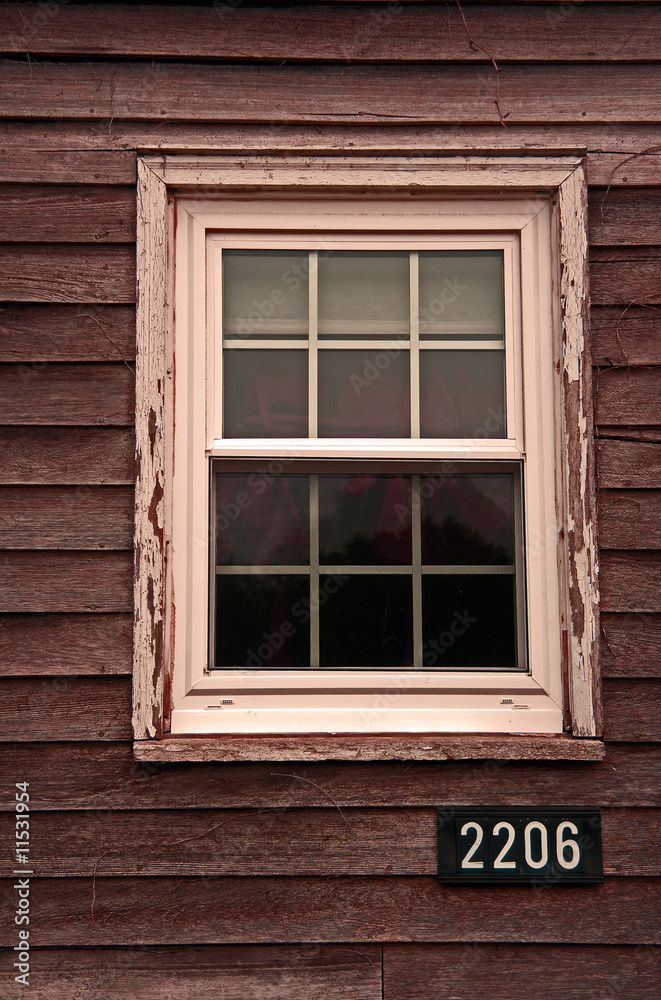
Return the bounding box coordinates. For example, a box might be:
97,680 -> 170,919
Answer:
595,367 -> 661,426
0,486 -> 133,549
0,149 -> 136,184
0,806 -> 654,878
0,551 -> 132,613
0,944 -> 382,1000
1,742 -> 658,811
600,551 -> 661,612
0,185 -> 135,242
2,4 -> 661,61
600,613 -> 661,677
597,439 -> 661,488
0,304 -> 135,362
383,943 -> 661,1000
0,875 -> 656,945
0,245 -> 135,303
4,119 -> 661,159
604,679 -> 661,741
0,677 -> 131,741
598,490 -> 661,548
591,306 -> 661,366
2,61 -> 661,124
0,427 -> 135,486
588,188 -> 661,245
0,613 -> 132,676
135,735 -> 605,764
0,363 -> 134,425
590,251 -> 661,306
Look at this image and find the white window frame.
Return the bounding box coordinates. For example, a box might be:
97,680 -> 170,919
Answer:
132,155 -> 602,758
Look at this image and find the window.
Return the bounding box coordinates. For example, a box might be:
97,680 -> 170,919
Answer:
133,156 -> 601,754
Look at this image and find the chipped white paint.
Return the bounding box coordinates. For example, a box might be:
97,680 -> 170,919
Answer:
558,163 -> 601,737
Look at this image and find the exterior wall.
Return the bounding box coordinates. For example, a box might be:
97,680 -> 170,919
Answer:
0,3 -> 659,996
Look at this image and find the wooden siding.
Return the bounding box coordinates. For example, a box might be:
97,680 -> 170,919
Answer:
0,3 -> 660,997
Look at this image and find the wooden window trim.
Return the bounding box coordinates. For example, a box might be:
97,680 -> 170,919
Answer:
132,154 -> 603,761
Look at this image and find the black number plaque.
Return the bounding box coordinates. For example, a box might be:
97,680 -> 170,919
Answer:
437,806 -> 603,884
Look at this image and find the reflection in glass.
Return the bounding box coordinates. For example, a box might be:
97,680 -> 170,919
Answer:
216,474 -> 309,566
419,350 -> 506,438
318,251 -> 409,338
223,349 -> 308,437
215,574 -> 310,667
319,575 -> 413,667
419,251 -> 504,340
421,475 -> 513,565
319,475 -> 412,565
422,575 -> 517,668
318,350 -> 410,437
222,250 -> 309,338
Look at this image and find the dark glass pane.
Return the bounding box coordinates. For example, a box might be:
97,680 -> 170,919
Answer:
419,251 -> 504,340
318,349 -> 410,437
419,350 -> 506,438
421,575 -> 517,669
319,475 -> 412,565
215,574 -> 310,667
421,475 -> 514,565
318,251 -> 409,338
319,575 -> 413,667
222,250 -> 308,338
223,349 -> 308,437
215,473 -> 309,566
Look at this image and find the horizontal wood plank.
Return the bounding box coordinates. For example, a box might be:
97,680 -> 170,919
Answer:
0,875 -> 656,945
2,61 -> 661,124
0,742 -> 658,810
600,613 -> 661,677
590,255 -> 661,306
0,613 -> 132,676
0,551 -> 132,613
0,427 -> 135,485
0,944 -> 382,1000
0,304 -> 135,362
0,185 -> 135,242
591,306 -> 661,366
0,676 -> 131,741
597,439 -> 661,488
588,188 -> 661,245
0,149 -> 136,184
383,943 -> 661,1000
0,363 -> 134,425
0,806 -> 654,878
0,244 -> 135,303
604,679 -> 661,741
0,486 -> 133,549
600,551 -> 661,612
598,490 -> 661,548
2,4 -> 661,62
595,367 -> 661,426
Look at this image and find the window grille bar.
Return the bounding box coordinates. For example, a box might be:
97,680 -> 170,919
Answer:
309,473 -> 320,667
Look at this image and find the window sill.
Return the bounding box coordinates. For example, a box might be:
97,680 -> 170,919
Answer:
132,733 -> 605,763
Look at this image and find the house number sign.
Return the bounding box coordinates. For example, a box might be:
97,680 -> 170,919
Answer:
437,807 -> 603,884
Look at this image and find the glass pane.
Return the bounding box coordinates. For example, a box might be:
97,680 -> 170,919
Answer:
215,574 -> 310,667
319,475 -> 412,565
216,473 -> 309,566
422,574 -> 517,668
222,250 -> 309,338
223,349 -> 308,437
318,350 -> 410,437
421,474 -> 514,565
319,574 -> 413,667
419,350 -> 506,438
418,251 -> 504,340
318,251 -> 409,338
